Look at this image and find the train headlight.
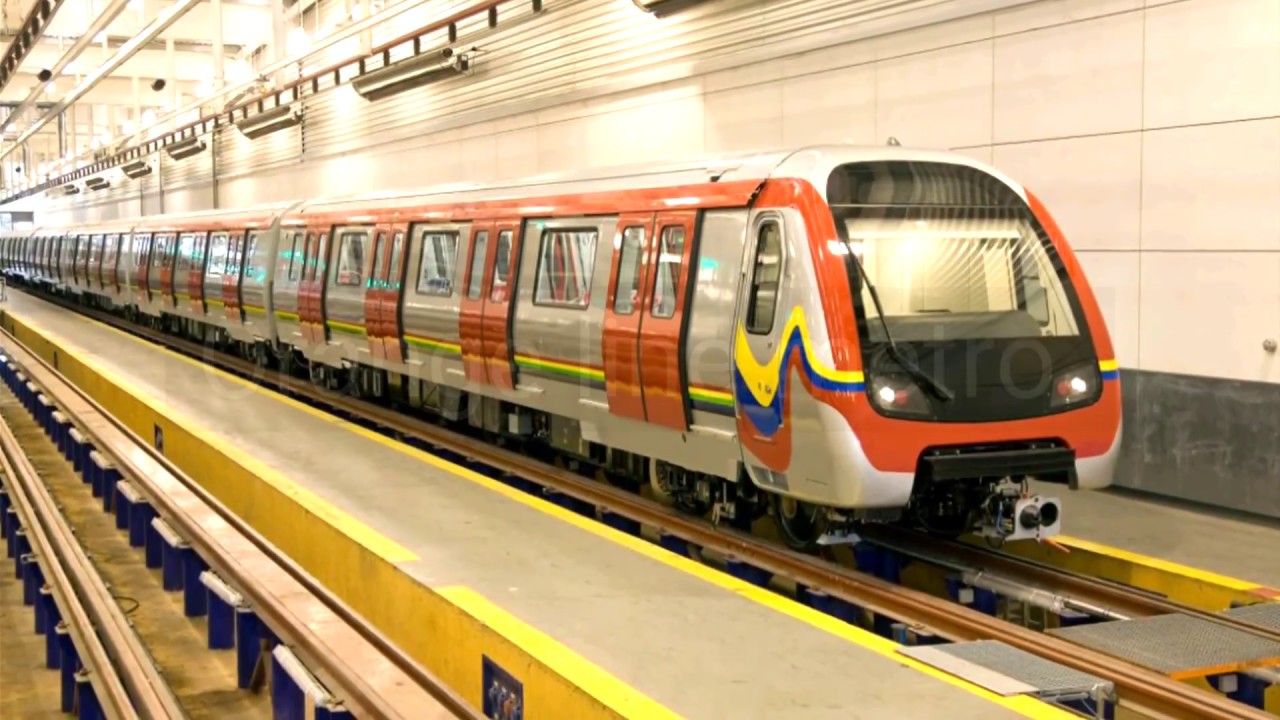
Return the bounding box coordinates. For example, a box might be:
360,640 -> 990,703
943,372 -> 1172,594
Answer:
1050,363 -> 1099,408
868,375 -> 930,416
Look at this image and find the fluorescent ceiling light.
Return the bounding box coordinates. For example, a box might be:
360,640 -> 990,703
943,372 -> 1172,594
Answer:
122,159 -> 152,178
234,103 -> 303,139
85,176 -> 110,190
61,183 -> 80,195
165,136 -> 206,160
632,0 -> 709,17
351,50 -> 471,102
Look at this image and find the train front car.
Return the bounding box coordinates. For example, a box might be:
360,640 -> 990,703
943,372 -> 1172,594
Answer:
742,148 -> 1121,548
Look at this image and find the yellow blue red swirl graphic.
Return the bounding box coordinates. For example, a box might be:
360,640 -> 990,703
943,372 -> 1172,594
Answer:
733,307 -> 864,437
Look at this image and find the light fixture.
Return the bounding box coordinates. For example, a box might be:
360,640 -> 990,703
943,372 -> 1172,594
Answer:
234,103 -> 303,139
351,49 -> 472,102
165,136 -> 207,160
85,176 -> 110,191
631,0 -> 709,17
122,160 -> 153,178
62,183 -> 80,195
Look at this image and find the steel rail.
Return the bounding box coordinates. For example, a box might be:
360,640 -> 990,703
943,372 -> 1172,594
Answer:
0,325 -> 478,720
36,298 -> 1271,720
0,369 -> 181,719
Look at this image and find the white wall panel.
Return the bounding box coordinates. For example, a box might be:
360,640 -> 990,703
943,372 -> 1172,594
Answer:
1139,252 -> 1280,382
874,42 -> 993,149
1075,251 -> 1140,368
1141,120 -> 1280,252
781,65 -> 877,146
1143,0 -> 1280,128
703,82 -> 783,154
992,11 -> 1143,142
992,0 -> 1142,35
993,133 -> 1141,251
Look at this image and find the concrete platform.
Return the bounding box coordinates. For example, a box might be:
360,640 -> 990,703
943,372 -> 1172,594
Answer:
0,290 -> 1066,719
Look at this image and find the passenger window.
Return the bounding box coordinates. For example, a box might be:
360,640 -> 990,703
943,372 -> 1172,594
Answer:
313,233 -> 329,282
207,233 -> 229,277
612,226 -> 645,315
534,228 -> 599,309
335,231 -> 368,287
746,219 -> 783,334
153,235 -> 171,268
243,232 -> 260,280
651,226 -> 685,319
175,233 -> 197,273
286,233 -> 303,281
466,231 -> 489,301
371,233 -> 388,288
388,232 -> 404,290
416,231 -> 458,296
489,230 -> 513,302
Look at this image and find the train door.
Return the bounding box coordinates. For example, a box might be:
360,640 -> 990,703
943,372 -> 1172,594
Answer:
75,235 -> 90,290
362,226 -> 391,361
88,235 -> 105,291
734,213 -> 787,446
382,226 -> 409,363
102,234 -> 119,294
156,233 -> 176,308
603,214 -> 655,421
480,221 -> 522,389
132,234 -> 152,304
202,231 -> 230,314
602,211 -> 698,429
299,227 -> 331,346
221,231 -> 245,323
458,222 -> 495,384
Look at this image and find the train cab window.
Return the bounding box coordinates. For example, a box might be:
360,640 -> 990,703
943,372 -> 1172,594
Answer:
207,232 -> 229,277
651,225 -> 685,319
746,219 -> 783,335
416,231 -> 457,296
612,226 -> 645,315
489,230 -> 514,302
466,231 -> 489,301
334,230 -> 368,286
534,228 -> 598,309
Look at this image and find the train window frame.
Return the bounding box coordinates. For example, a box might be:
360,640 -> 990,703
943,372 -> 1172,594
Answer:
746,215 -> 784,335
333,229 -> 370,287
466,230 -> 490,301
650,225 -> 685,319
415,229 -> 458,297
533,226 -> 599,310
612,226 -> 646,315
206,231 -> 230,277
489,229 -> 514,302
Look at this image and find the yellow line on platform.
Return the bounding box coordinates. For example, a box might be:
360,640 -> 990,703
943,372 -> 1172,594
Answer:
13,298 -> 1072,719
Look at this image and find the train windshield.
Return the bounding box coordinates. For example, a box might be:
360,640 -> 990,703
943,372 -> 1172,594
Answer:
828,160 -> 1097,422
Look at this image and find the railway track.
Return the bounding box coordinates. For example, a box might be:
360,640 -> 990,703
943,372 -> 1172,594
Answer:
15,291 -> 1277,720
0,318 -> 477,720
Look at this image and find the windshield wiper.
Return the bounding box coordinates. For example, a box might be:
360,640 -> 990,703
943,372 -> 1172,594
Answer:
847,244 -> 954,402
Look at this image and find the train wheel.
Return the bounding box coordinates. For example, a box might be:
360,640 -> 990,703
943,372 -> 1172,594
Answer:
772,494 -> 828,551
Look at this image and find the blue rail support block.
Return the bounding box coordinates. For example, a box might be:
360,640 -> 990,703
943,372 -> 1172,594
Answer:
726,556 -> 773,588
1209,673 -> 1269,710
144,521 -> 163,570
271,648 -> 306,720
317,703 -> 354,720
44,593 -> 62,669
67,428 -> 86,475
51,411 -> 69,457
658,532 -> 689,557
114,481 -> 136,532
157,520 -> 187,592
236,609 -> 264,690
34,580 -> 49,633
122,484 -> 153,549
181,548 -> 209,617
14,529 -> 30,579
100,467 -> 120,515
57,624 -> 76,713
75,669 -> 103,720
36,395 -> 51,433
88,451 -> 110,499
201,571 -> 242,650
601,511 -> 640,536
5,508 -> 18,557
799,588 -> 861,625
20,553 -> 38,606
0,488 -> 8,541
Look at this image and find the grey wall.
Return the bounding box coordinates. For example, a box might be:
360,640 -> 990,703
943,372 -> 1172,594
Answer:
1117,369 -> 1280,519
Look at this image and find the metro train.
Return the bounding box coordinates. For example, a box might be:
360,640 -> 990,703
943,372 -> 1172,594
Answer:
0,145 -> 1122,548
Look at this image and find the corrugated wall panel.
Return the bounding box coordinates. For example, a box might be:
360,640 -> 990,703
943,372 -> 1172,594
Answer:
213,0 -> 1026,182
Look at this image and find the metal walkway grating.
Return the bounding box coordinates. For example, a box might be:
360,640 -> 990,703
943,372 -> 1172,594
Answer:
899,639 -> 1113,701
1048,613 -> 1280,679
1221,603 -> 1280,633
